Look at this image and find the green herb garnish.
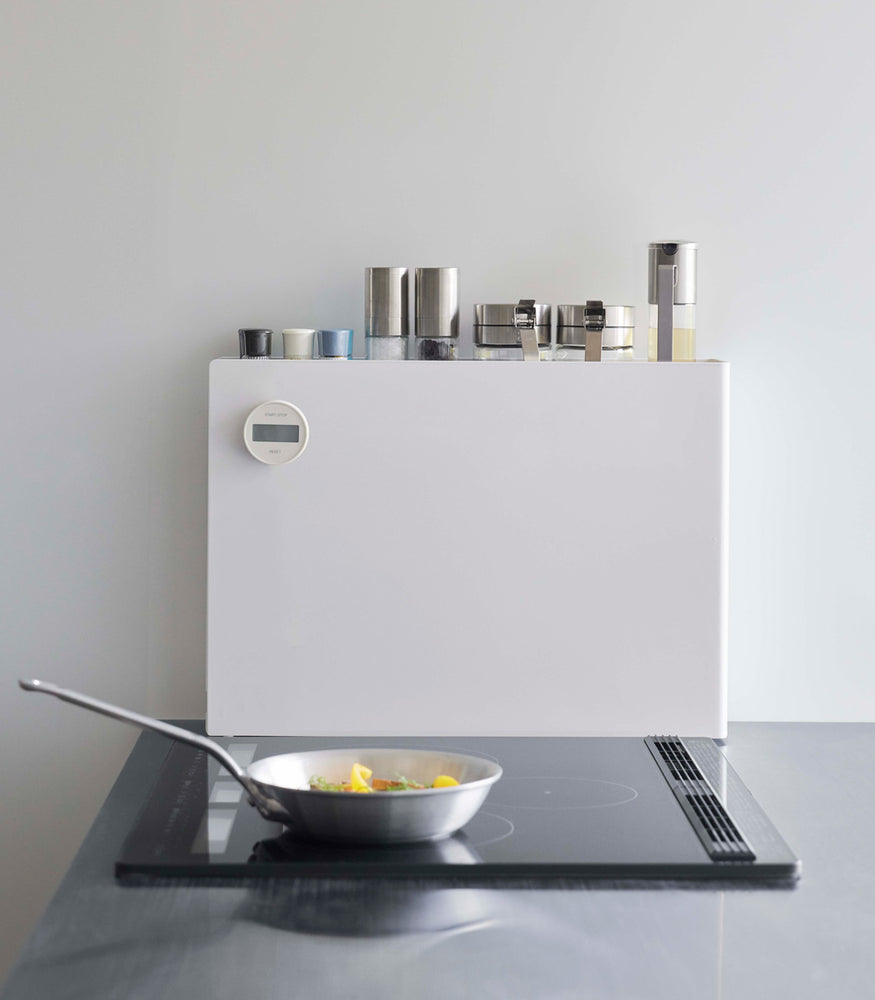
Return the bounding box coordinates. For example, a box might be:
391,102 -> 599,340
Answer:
387,773 -> 426,790
308,775 -> 344,791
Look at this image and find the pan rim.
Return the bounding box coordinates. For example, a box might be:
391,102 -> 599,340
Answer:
245,746 -> 503,795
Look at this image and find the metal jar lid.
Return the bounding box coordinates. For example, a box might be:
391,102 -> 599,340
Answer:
415,267 -> 459,339
648,241 -> 697,305
556,302 -> 604,347
557,304 -> 634,349
473,302 -> 552,346
557,304 -> 634,328
605,305 -> 634,349
605,305 -> 635,329
365,267 -> 408,338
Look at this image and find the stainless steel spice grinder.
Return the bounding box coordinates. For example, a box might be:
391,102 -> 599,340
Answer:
365,267 -> 409,338
415,268 -> 459,340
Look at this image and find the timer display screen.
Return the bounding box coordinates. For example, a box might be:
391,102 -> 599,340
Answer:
252,424 -> 300,443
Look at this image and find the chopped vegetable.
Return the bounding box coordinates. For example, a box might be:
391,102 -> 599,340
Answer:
350,763 -> 373,793
372,776 -> 426,790
308,763 -> 461,793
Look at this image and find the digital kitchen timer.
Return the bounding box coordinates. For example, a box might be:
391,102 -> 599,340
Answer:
243,400 -> 309,465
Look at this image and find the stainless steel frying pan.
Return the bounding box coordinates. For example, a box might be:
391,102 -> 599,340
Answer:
19,679 -> 502,844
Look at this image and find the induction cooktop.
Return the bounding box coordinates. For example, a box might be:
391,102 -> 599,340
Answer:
116,735 -> 800,881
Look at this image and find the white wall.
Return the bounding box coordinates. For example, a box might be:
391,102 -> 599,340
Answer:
2,0 -> 873,982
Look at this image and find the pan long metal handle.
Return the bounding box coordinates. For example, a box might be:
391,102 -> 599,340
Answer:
19,678 -> 251,790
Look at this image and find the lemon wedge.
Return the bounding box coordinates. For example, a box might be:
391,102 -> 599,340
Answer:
350,763 -> 373,793
432,775 -> 459,788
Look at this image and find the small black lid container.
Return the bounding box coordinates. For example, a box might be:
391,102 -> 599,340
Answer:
239,329 -> 273,358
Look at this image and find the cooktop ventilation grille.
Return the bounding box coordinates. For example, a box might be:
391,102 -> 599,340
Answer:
646,736 -> 756,862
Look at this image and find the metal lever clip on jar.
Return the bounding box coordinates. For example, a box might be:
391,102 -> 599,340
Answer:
583,301 -> 605,361
556,303 -> 605,361
514,300 -> 542,361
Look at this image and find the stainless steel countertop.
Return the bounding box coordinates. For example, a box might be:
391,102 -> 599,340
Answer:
3,723 -> 872,999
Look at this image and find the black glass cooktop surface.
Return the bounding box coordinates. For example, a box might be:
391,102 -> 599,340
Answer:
116,735 -> 800,881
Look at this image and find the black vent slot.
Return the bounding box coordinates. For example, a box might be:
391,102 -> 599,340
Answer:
646,736 -> 756,862
651,737 -> 701,782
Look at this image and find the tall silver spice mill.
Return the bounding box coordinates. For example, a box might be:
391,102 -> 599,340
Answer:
365,267 -> 409,360
415,267 -> 459,360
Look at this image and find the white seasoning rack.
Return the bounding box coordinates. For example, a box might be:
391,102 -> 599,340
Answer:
207,359 -> 728,737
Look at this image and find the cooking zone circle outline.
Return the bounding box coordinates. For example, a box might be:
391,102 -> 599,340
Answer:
485,776 -> 638,811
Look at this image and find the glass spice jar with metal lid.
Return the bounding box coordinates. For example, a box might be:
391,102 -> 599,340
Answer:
473,301 -> 552,360
556,304 -> 635,361
602,306 -> 635,359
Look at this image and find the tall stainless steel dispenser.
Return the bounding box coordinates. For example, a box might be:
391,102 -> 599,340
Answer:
648,241 -> 697,361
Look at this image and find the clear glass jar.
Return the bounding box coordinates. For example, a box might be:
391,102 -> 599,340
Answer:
554,345 -> 586,361
473,344 -> 553,361
366,336 -> 409,360
416,337 -> 458,360
647,303 -> 695,361
556,341 -> 633,361
604,344 -> 634,361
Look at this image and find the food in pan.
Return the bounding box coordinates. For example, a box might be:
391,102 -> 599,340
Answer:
309,762 -> 460,793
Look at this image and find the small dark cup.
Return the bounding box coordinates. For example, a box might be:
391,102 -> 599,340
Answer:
239,329 -> 273,358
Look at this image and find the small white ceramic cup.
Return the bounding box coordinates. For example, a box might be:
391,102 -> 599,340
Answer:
282,329 -> 317,360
